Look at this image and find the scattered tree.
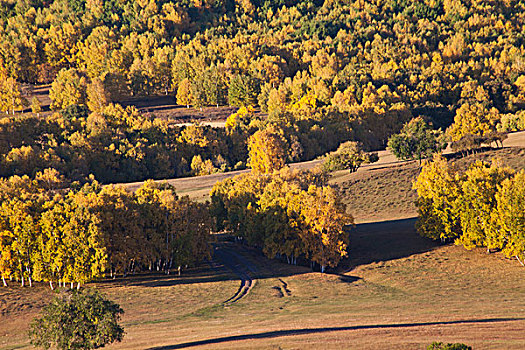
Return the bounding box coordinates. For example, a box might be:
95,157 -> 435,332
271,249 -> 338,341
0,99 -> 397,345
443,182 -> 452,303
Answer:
29,288 -> 124,350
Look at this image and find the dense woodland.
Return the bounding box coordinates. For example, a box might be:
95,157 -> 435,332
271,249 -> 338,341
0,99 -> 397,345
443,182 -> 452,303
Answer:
2,0 -> 525,182
0,170 -> 212,287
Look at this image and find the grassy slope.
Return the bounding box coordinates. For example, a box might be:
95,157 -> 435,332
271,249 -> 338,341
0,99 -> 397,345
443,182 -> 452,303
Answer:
2,144 -> 525,349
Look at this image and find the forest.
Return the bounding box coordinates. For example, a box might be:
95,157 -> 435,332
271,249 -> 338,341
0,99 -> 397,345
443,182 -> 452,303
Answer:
2,0 -> 525,182
2,0 -> 525,286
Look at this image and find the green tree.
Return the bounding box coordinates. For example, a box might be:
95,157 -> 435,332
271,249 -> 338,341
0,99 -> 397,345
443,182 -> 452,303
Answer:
228,74 -> 259,107
322,141 -> 378,173
388,117 -> 446,164
29,288 -> 124,350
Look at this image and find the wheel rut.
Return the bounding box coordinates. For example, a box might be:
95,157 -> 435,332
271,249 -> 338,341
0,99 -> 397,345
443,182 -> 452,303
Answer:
213,243 -> 258,304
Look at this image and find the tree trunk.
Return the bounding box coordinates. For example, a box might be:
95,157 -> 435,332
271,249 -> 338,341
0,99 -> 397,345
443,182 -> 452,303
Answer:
2,276 -> 7,287
77,282 -> 81,290
178,266 -> 181,276
49,280 -> 54,290
516,256 -> 525,266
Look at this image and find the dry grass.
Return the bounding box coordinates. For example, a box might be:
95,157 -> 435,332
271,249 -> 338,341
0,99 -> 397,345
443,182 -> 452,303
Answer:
2,218 -> 524,350
333,146 -> 525,224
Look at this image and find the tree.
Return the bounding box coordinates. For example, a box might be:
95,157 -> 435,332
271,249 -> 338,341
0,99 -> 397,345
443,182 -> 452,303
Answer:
495,170 -> 525,266
176,78 -> 192,108
29,288 -> 124,350
413,155 -> 461,242
86,77 -> 110,113
49,69 -> 87,110
455,161 -> 513,251
322,141 -> 378,173
31,97 -> 42,116
0,77 -> 25,114
388,117 -> 446,164
247,125 -> 288,174
228,74 -> 259,107
447,103 -> 499,142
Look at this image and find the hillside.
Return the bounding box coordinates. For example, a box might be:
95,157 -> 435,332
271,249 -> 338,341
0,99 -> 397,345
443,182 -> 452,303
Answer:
2,135 -> 525,349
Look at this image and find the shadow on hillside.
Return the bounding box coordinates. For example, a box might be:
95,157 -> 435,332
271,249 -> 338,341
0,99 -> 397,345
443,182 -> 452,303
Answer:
147,317 -> 524,349
342,217 -> 440,271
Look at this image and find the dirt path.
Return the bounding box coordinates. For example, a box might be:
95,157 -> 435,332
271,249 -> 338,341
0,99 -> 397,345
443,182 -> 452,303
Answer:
212,240 -> 258,304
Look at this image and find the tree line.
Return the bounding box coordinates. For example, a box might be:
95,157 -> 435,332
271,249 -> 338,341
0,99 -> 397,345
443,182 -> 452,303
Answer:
0,99 -> 352,183
414,155 -> 525,266
0,169 -> 212,288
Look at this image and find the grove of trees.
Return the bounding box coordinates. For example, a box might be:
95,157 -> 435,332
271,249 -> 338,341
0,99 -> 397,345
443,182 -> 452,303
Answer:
0,169 -> 212,288
413,155 -> 525,266
211,167 -> 352,272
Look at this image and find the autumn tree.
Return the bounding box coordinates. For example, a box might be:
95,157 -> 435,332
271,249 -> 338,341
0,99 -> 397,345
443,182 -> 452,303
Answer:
455,161 -> 514,251
0,77 -> 26,114
49,69 -> 87,110
86,77 -> 110,113
176,78 -> 192,108
247,125 -> 288,174
495,170 -> 525,266
413,155 -> 461,242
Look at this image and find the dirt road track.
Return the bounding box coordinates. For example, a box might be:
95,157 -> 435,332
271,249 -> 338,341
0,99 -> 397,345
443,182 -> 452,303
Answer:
212,241 -> 258,304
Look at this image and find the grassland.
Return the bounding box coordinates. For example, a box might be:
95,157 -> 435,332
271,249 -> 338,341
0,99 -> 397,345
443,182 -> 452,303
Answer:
2,136 -> 525,350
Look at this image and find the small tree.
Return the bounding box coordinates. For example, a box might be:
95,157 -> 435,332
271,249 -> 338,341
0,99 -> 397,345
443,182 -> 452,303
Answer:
29,288 -> 124,350
31,97 -> 42,116
388,117 -> 446,164
322,141 -> 378,173
427,342 -> 472,350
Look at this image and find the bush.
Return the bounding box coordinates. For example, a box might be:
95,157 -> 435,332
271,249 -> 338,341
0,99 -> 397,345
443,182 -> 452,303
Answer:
427,342 -> 472,350
29,288 -> 124,350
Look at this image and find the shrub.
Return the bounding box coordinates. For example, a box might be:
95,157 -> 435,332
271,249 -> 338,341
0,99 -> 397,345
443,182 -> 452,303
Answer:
427,342 -> 472,350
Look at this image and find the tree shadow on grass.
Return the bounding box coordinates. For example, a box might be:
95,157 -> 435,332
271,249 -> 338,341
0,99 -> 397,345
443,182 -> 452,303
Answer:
147,317 -> 525,349
341,217 -> 440,272
100,263 -> 237,288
